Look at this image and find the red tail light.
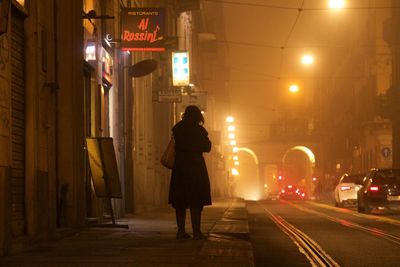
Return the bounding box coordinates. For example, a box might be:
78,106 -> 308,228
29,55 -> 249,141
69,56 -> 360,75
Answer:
340,186 -> 351,191
369,186 -> 379,192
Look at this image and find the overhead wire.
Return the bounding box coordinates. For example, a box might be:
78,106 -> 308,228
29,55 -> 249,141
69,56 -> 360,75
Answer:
202,0 -> 396,80
278,0 -> 305,79
204,0 -> 400,10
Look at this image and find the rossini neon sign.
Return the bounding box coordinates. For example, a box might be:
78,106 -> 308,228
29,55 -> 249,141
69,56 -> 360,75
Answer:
121,8 -> 165,51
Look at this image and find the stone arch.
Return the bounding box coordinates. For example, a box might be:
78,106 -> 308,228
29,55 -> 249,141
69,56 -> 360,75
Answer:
282,146 -> 316,196
233,147 -> 261,200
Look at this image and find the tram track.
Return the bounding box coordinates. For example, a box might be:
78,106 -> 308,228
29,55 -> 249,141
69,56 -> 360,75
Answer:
284,200 -> 400,246
258,202 -> 340,267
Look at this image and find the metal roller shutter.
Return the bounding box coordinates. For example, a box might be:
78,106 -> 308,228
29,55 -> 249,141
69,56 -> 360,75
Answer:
10,9 -> 25,237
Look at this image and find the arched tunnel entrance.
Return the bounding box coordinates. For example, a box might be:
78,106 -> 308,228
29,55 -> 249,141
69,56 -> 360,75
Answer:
281,146 -> 316,197
231,147 -> 261,200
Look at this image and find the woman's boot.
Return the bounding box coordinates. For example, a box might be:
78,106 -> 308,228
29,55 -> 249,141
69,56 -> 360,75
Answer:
190,208 -> 206,240
175,208 -> 190,239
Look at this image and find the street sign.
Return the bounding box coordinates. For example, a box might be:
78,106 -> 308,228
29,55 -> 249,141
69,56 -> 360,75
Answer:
156,90 -> 182,103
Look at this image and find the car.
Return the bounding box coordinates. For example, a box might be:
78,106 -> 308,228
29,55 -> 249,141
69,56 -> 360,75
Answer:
357,169 -> 400,213
280,185 -> 305,200
334,173 -> 365,207
266,190 -> 280,200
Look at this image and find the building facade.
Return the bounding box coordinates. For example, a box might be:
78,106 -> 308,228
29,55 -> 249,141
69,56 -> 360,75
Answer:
0,0 -> 231,255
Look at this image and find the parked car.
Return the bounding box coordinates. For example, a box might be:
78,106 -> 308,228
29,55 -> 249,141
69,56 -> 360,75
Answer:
280,185 -> 306,200
357,169 -> 400,213
334,173 -> 365,207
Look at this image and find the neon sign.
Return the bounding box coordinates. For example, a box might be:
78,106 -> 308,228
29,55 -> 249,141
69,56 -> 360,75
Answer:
121,8 -> 165,51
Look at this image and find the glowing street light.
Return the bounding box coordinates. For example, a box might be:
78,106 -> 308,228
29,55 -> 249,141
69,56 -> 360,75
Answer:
233,147 -> 239,153
233,155 -> 239,161
301,54 -> 314,65
329,0 -> 345,9
234,161 -> 240,166
230,140 -> 237,146
226,116 -> 234,123
231,168 -> 240,176
228,133 -> 235,139
228,125 -> 235,132
289,84 -> 299,93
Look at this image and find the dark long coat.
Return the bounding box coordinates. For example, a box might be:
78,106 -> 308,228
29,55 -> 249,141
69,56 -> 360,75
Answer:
168,120 -> 212,208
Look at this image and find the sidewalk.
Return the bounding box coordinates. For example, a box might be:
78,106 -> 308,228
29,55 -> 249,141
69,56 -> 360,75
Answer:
0,199 -> 254,267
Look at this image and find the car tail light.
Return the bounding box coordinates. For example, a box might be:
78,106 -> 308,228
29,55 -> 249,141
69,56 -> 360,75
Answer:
288,185 -> 293,188
369,186 -> 379,192
340,186 -> 351,191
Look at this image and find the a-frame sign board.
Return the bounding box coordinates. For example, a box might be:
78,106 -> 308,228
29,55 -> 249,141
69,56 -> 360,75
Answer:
86,137 -> 128,228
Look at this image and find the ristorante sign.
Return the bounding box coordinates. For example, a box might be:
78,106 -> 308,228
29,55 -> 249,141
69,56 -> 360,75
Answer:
121,8 -> 165,52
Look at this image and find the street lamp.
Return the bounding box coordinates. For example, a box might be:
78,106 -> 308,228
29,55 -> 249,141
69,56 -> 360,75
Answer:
289,84 -> 299,93
301,54 -> 314,65
230,140 -> 237,146
226,116 -> 234,123
228,125 -> 235,132
328,0 -> 345,9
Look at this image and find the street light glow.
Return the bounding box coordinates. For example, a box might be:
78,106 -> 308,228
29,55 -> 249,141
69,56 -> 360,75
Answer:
329,0 -> 345,9
231,168 -> 240,176
228,125 -> 235,132
233,155 -> 239,161
226,116 -> 234,123
230,140 -> 237,146
301,54 -> 314,65
289,84 -> 299,93
234,161 -> 239,166
233,147 -> 239,153
228,133 -> 235,139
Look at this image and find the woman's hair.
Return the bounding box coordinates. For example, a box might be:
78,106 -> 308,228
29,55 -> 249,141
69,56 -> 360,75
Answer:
182,105 -> 204,125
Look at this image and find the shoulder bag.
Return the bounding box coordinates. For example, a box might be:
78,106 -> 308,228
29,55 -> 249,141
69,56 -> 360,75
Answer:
160,137 -> 175,169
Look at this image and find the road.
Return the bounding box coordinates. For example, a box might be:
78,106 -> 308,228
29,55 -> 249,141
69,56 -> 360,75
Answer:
247,199 -> 400,267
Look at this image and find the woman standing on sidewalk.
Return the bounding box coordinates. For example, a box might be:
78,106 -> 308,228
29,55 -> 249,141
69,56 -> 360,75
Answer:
169,105 -> 212,240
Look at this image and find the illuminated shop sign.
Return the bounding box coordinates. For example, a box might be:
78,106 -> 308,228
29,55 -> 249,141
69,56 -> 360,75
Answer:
102,48 -> 113,87
85,41 -> 96,61
121,8 -> 165,51
172,51 -> 189,86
